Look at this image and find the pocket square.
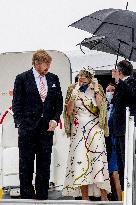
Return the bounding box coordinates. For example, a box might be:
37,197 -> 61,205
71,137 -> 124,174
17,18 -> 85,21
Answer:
52,84 -> 56,87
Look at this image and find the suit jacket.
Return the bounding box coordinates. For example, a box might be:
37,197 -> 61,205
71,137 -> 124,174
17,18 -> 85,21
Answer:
126,76 -> 136,125
12,68 -> 63,130
112,76 -> 136,136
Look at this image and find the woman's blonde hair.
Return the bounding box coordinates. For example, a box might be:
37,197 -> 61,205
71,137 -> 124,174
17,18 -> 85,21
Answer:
79,69 -> 93,82
32,49 -> 52,65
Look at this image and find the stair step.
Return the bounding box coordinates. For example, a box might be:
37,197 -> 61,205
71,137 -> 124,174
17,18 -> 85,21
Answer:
0,199 -> 123,205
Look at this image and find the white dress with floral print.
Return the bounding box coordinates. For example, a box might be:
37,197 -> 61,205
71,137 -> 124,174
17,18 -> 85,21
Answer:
62,85 -> 111,197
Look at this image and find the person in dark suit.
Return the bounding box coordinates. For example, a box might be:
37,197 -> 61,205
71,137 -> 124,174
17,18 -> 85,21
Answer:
111,60 -> 135,190
12,49 -> 63,200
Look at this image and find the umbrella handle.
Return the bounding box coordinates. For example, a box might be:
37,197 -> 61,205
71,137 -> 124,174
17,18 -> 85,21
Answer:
115,42 -> 121,69
77,42 -> 85,54
126,2 -> 128,10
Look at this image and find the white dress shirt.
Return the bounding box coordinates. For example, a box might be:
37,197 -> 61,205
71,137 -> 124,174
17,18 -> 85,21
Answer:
32,67 -> 57,126
32,67 -> 48,95
122,76 -> 130,81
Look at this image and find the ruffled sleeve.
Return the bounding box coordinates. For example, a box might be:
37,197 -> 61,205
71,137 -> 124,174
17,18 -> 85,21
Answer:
98,84 -> 109,137
63,84 -> 76,137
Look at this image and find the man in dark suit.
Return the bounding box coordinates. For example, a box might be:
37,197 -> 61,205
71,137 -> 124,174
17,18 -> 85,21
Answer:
112,60 -> 135,190
12,49 -> 63,200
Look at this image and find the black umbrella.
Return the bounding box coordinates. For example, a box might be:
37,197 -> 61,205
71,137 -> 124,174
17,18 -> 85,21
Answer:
79,35 -> 136,62
70,8 -> 136,62
70,8 -> 136,43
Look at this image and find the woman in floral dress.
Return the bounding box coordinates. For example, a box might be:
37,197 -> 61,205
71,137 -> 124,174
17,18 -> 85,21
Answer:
63,69 -> 111,200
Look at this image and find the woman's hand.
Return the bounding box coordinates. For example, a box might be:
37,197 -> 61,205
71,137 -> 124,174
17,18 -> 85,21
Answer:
95,93 -> 103,107
92,78 -> 99,92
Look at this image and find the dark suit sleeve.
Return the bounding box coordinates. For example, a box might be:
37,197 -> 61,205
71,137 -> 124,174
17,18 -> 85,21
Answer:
127,78 -> 136,99
52,75 -> 63,123
120,78 -> 136,105
115,79 -> 130,105
12,74 -> 25,128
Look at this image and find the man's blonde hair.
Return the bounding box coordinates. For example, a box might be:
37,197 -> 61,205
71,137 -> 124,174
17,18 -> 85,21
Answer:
32,49 -> 52,65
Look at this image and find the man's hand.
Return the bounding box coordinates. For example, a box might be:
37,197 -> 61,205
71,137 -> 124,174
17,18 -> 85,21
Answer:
47,120 -> 57,131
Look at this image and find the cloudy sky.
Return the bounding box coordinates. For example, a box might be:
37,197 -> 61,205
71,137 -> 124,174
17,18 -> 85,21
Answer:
0,0 -> 135,53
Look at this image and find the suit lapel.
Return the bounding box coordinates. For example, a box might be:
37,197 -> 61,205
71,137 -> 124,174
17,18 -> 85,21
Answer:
46,72 -> 53,96
28,69 -> 41,100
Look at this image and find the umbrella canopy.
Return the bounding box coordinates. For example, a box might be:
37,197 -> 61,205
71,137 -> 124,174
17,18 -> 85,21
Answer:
70,8 -> 136,44
79,35 -> 136,62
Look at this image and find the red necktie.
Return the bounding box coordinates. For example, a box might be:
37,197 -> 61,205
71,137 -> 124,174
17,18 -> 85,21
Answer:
39,76 -> 46,102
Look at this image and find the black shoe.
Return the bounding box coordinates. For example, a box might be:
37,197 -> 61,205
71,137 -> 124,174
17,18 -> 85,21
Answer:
21,193 -> 36,199
36,195 -> 48,200
20,186 -> 35,199
75,197 -> 82,200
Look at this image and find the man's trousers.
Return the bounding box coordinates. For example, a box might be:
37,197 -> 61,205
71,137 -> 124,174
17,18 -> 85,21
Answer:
18,124 -> 53,199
